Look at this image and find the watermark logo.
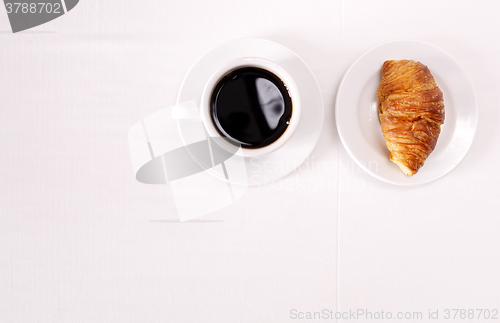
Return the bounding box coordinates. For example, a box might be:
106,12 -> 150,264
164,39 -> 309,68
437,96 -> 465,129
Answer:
128,100 -> 248,222
3,0 -> 79,33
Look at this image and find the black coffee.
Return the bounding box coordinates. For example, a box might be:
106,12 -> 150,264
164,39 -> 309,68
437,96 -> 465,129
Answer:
210,67 -> 293,149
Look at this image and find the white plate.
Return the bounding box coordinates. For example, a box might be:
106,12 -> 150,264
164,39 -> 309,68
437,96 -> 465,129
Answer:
335,40 -> 477,186
178,38 -> 324,186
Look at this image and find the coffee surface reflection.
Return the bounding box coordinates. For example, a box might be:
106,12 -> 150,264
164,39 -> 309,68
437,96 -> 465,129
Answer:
210,67 -> 293,149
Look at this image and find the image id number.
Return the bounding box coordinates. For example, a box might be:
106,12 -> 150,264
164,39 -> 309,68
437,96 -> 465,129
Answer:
5,2 -> 61,14
444,309 -> 498,320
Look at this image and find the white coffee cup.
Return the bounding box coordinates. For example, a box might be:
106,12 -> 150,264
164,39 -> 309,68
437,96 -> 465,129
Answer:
200,57 -> 301,158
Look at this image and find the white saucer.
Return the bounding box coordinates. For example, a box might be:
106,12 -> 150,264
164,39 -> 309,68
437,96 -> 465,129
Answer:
335,40 -> 477,186
178,38 -> 324,186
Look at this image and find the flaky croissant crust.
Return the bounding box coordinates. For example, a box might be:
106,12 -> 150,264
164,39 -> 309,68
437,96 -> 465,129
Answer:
377,60 -> 445,176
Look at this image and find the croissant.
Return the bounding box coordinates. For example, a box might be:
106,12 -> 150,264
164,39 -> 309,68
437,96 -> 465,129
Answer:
377,60 -> 445,176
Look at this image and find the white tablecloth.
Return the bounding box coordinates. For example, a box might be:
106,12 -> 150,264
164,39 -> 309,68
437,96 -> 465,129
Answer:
1,0 -> 499,322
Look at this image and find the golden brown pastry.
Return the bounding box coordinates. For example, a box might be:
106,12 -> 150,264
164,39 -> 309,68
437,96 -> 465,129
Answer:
377,60 -> 445,176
